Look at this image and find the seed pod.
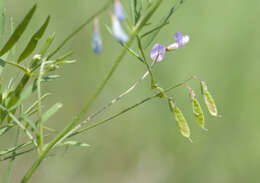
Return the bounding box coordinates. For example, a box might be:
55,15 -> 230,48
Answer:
168,98 -> 191,140
200,81 -> 218,116
192,97 -> 207,130
200,80 -> 208,94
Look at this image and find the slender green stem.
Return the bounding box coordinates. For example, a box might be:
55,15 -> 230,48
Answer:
0,105 -> 36,145
122,44 -> 144,63
70,96 -> 156,137
69,76 -> 194,137
36,59 -> 46,153
3,127 -> 20,183
57,63 -> 156,143
47,0 -> 113,60
2,60 -> 31,74
1,148 -> 34,161
0,141 -> 33,157
104,24 -> 144,63
1,76 -> 193,161
21,1 -> 164,182
164,76 -> 193,93
136,35 -> 156,87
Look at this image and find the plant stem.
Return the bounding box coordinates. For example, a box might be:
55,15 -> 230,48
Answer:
3,127 -> 20,183
57,67 -> 154,144
71,96 -> 156,137
1,148 -> 34,162
69,76 -> 194,137
1,76 -> 193,161
0,73 -> 31,122
36,59 -> 46,153
61,58 -> 159,142
0,105 -> 36,145
21,1 -> 164,182
136,35 -> 156,87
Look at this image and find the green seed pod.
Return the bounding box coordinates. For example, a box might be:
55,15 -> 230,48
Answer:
200,81 -> 218,116
204,90 -> 218,116
168,98 -> 191,140
192,97 -> 207,130
200,81 -> 208,94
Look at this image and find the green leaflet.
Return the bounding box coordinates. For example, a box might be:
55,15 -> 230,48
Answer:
41,75 -> 60,82
39,33 -> 55,57
24,93 -> 50,116
168,98 -> 191,140
131,0 -> 142,25
0,126 -> 11,136
8,80 -> 37,111
22,115 -> 37,131
1,60 -> 29,73
0,58 -> 5,77
58,141 -> 90,148
0,4 -> 37,57
18,15 -> 50,63
36,103 -> 63,126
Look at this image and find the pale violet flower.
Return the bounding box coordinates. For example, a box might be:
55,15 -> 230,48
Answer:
112,14 -> 128,43
92,30 -> 102,54
92,17 -> 102,54
150,32 -> 190,62
114,0 -> 125,21
167,32 -> 190,51
150,43 -> 166,62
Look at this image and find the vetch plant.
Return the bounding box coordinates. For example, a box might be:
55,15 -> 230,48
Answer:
0,0 -> 219,182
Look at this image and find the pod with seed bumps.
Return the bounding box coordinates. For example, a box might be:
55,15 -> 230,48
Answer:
168,98 -> 191,141
201,81 -> 218,117
190,89 -> 207,130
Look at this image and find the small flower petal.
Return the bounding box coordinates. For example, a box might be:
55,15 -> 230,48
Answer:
112,15 -> 128,43
182,35 -> 190,46
92,30 -> 102,54
150,43 -> 166,62
174,32 -> 183,48
114,0 -> 125,21
167,32 -> 190,50
166,43 -> 178,51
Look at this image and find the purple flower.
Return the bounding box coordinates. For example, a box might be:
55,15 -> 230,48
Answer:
150,43 -> 166,62
92,17 -> 102,54
112,14 -> 128,43
114,0 -> 125,21
92,30 -> 102,54
167,32 -> 190,51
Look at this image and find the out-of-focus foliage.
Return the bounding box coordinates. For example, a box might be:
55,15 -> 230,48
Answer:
0,0 -> 259,182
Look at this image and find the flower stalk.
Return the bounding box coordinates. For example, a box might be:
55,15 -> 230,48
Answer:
21,0 -> 164,182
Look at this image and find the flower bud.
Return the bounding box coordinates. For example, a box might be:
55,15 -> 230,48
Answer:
92,17 -> 102,54
111,14 -> 128,43
114,0 -> 125,21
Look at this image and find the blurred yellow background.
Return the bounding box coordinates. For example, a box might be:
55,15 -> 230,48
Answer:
1,0 -> 260,182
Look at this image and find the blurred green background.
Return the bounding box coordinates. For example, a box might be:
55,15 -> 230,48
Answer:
1,0 -> 260,182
